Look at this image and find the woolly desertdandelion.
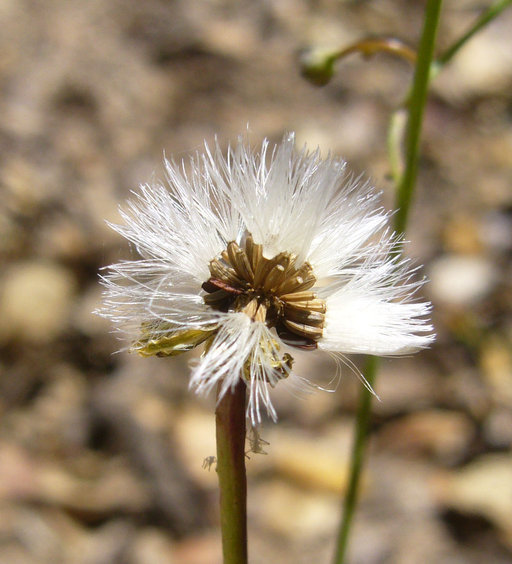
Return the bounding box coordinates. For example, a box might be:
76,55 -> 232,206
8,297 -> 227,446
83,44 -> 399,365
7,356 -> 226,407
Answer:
98,133 -> 433,424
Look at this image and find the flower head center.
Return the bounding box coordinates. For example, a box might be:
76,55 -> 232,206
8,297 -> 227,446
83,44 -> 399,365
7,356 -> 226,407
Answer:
202,234 -> 326,350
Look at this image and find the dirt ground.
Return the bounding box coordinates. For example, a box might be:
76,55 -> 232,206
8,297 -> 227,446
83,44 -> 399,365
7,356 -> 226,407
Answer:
1,1 -> 512,563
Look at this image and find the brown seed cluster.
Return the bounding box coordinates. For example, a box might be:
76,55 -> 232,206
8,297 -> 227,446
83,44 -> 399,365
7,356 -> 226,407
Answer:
202,234 -> 326,350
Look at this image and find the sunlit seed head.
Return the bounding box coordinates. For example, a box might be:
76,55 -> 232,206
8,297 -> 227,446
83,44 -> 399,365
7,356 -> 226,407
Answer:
97,132 -> 434,424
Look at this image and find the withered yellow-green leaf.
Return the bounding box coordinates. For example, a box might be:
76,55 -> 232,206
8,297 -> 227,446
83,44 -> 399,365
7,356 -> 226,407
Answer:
134,327 -> 216,358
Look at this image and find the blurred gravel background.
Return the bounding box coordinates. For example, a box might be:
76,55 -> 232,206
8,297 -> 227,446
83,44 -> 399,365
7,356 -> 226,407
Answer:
1,1 -> 511,563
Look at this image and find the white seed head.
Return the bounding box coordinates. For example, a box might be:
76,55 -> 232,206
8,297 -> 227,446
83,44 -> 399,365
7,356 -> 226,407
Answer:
97,133 -> 434,424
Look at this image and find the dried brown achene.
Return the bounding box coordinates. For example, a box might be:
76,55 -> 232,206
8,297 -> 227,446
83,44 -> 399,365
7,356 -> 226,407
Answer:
202,234 -> 326,350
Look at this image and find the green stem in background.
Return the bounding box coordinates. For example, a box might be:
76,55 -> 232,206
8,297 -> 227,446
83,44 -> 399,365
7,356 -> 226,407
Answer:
394,0 -> 443,236
435,0 -> 512,71
333,356 -> 378,564
388,0 -> 512,181
216,380 -> 248,564
386,109 -> 407,186
333,2 -> 443,563
302,1 -> 511,90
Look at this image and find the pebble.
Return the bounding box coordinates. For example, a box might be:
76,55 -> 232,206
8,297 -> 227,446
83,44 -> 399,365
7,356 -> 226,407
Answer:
483,408 -> 512,449
128,527 -> 176,564
427,254 -> 497,306
267,425 -> 355,494
433,454 -> 512,548
376,409 -> 475,463
173,407 -> 224,487
251,480 -> 338,539
0,261 -> 76,344
480,336 -> 512,407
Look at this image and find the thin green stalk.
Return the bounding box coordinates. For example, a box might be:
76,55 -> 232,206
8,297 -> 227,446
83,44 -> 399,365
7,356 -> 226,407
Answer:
394,0 -> 443,236
333,356 -> 378,564
333,2 -> 443,563
436,0 -> 512,70
387,109 -> 407,186
388,0 -> 511,190
216,381 -> 248,564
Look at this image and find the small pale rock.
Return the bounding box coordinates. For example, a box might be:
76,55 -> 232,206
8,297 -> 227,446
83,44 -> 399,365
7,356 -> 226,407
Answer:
77,520 -> 134,564
128,528 -> 176,564
0,443 -> 38,500
1,158 -> 57,215
483,408 -> 512,448
481,210 -> 512,254
268,426 -> 357,494
433,455 -> 512,547
377,410 -> 474,462
173,407 -> 217,487
0,443 -> 150,516
72,284 -> 111,337
172,532 -> 221,564
374,360 -> 441,415
427,254 -> 497,306
133,395 -> 173,434
251,480 -> 338,539
36,217 -> 89,261
0,261 -> 76,343
442,214 -> 482,254
480,337 -> 512,406
37,459 -> 151,515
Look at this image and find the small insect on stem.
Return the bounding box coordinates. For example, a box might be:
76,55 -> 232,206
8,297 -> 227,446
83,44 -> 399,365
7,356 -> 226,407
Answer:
246,427 -> 270,457
202,455 -> 217,471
